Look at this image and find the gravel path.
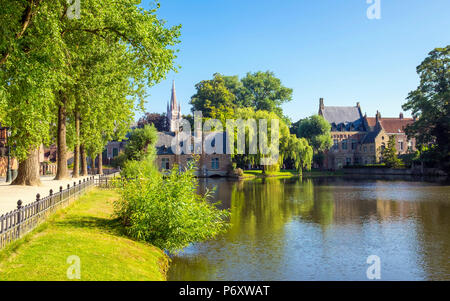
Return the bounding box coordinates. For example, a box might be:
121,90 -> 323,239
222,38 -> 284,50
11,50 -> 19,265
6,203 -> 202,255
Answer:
0,175 -> 94,215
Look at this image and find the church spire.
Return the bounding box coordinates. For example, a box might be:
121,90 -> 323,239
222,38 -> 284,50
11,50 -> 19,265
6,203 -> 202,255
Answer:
167,80 -> 181,132
170,80 -> 177,110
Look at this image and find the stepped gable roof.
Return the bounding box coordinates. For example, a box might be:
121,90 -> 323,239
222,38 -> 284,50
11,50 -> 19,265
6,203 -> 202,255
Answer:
321,106 -> 366,131
378,118 -> 414,134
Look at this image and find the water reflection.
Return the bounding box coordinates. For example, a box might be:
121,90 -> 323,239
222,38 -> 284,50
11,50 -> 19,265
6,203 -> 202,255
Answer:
168,176 -> 450,280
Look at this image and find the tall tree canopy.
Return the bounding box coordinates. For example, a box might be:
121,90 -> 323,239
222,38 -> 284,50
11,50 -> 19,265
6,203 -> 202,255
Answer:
402,46 -> 450,171
295,115 -> 333,153
190,73 -> 236,117
190,71 -> 292,119
137,113 -> 169,132
0,0 -> 181,185
240,71 -> 293,117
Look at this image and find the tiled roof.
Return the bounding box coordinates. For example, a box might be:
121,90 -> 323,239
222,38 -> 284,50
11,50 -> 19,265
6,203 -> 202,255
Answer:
365,117 -> 377,128
362,128 -> 380,144
321,106 -> 366,131
379,118 -> 414,134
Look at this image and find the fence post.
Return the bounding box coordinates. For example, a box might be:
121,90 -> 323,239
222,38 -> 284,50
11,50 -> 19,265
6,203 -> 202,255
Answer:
17,200 -> 22,237
68,184 -> 70,199
60,186 -> 63,202
36,193 -> 40,206
49,189 -> 53,207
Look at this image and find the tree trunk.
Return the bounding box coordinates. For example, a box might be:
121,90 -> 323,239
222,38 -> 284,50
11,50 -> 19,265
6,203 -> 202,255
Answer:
11,147 -> 41,186
80,144 -> 88,176
55,95 -> 69,180
97,152 -> 103,175
72,111 -> 80,178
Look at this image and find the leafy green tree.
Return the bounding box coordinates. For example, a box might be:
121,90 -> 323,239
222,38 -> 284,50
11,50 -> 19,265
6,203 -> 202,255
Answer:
296,115 -> 332,153
137,113 -> 169,132
190,73 -> 236,117
402,46 -> 450,172
284,134 -> 313,175
123,125 -> 158,162
295,115 -> 332,168
1,0 -> 181,185
240,71 -> 293,117
381,136 -> 402,168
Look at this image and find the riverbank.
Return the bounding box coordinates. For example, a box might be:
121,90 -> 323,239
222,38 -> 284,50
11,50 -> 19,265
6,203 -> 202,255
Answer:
0,189 -> 168,281
242,169 -> 343,179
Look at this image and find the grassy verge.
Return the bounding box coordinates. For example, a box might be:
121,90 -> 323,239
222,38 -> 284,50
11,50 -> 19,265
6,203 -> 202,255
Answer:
0,188 -> 168,281
243,169 -> 343,178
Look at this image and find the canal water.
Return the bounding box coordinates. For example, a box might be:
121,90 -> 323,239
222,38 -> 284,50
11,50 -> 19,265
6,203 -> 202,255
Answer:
167,176 -> 450,280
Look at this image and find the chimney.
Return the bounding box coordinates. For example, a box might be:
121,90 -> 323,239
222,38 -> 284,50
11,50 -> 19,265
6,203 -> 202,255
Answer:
399,112 -> 404,119
376,110 -> 381,120
319,98 -> 324,110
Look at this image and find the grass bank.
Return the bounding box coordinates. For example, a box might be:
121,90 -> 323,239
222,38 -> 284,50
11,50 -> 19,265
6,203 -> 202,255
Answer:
0,188 -> 168,281
243,169 -> 343,179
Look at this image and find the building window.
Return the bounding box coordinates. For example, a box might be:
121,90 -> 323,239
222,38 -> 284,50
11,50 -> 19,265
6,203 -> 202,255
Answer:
370,145 -> 375,152
161,158 -> 170,170
346,157 -> 352,166
363,146 -> 367,153
333,139 -> 339,150
408,140 -> 413,151
399,141 -> 404,151
211,158 -> 219,170
113,148 -> 119,157
342,140 -> 348,150
351,139 -> 357,150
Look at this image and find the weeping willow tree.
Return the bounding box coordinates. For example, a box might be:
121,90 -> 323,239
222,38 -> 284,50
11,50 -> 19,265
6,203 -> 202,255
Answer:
284,134 -> 313,176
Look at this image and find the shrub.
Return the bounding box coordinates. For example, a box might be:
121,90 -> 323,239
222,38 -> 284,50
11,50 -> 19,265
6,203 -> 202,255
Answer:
114,162 -> 230,253
233,168 -> 244,177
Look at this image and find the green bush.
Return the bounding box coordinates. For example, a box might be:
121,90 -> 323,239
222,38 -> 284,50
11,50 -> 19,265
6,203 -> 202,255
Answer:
120,151 -> 159,180
232,168 -> 244,177
114,161 -> 230,253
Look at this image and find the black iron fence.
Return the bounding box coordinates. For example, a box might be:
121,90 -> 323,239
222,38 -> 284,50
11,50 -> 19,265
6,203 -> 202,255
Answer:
0,172 -> 119,249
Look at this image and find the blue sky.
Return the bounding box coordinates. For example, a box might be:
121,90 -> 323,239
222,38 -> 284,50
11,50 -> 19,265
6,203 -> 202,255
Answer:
139,0 -> 450,123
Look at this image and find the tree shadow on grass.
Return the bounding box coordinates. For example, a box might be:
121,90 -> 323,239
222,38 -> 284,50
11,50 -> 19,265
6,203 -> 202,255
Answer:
53,216 -> 127,237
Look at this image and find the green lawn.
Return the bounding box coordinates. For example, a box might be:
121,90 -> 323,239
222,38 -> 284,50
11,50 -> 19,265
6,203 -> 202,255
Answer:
0,189 -> 168,281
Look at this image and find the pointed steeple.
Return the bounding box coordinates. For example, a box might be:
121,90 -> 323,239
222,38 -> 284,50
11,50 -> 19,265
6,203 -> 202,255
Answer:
170,80 -> 177,110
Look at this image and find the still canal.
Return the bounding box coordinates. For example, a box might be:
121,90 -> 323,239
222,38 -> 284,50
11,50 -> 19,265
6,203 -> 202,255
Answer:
168,176 -> 450,280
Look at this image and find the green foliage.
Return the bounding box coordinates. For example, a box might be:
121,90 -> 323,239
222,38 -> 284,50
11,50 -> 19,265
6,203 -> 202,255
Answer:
121,152 -> 159,180
381,136 -> 402,168
240,71 -> 293,117
295,115 -> 333,153
114,162 -> 230,253
285,134 -> 313,172
190,73 -> 236,118
123,124 -> 158,162
190,71 -> 292,118
402,46 -> 450,172
1,0 -> 181,163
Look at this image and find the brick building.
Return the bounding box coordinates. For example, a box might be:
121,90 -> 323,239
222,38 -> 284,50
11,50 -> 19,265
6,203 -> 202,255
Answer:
156,81 -> 232,177
319,98 -> 417,170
